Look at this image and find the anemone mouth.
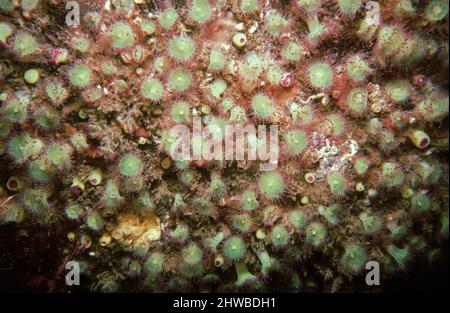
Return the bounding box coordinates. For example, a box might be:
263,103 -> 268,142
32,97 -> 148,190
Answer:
414,75 -> 426,86
420,138 -> 429,148
7,178 -> 18,190
70,185 -> 83,195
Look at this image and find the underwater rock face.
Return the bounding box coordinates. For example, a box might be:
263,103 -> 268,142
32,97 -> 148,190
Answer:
0,0 -> 448,292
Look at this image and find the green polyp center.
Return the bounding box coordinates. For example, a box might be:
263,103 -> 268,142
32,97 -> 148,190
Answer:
169,69 -> 192,91
241,0 -> 258,11
120,154 -> 141,176
433,5 -> 442,15
391,86 -> 407,101
352,92 -> 365,105
252,94 -> 274,117
354,94 -> 364,105
169,37 -> 195,61
273,19 -> 282,28
316,71 -> 325,80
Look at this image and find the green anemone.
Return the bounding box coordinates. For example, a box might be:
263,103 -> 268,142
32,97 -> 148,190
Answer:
144,252 -> 164,276
241,191 -> 258,211
118,153 -> 142,177
102,180 -> 124,209
385,80 -> 410,103
281,42 -> 305,62
359,212 -> 383,235
209,49 -> 225,70
340,244 -> 367,273
159,7 -> 178,29
306,222 -> 327,247
425,0 -> 449,22
380,162 -> 404,188
182,244 -> 203,265
265,10 -> 288,37
68,64 -> 93,88
232,213 -> 253,233
308,62 -> 333,89
251,93 -> 275,119
327,171 -> 346,195
410,194 -> 430,214
13,32 -> 38,57
271,225 -> 289,248
258,172 -> 284,198
337,0 -> 362,16
346,55 -> 372,81
289,211 -> 307,229
141,78 -> 165,101
168,68 -> 192,91
168,36 -> 195,62
109,21 -> 135,49
319,203 -> 342,225
170,101 -> 190,123
29,159 -> 53,182
284,129 -> 308,155
223,236 -> 246,261
45,143 -> 72,169
240,0 -> 259,13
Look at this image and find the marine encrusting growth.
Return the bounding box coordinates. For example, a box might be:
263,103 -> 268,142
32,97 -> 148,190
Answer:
0,0 -> 449,292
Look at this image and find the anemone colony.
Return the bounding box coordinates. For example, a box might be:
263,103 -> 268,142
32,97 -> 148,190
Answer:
0,0 -> 449,292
